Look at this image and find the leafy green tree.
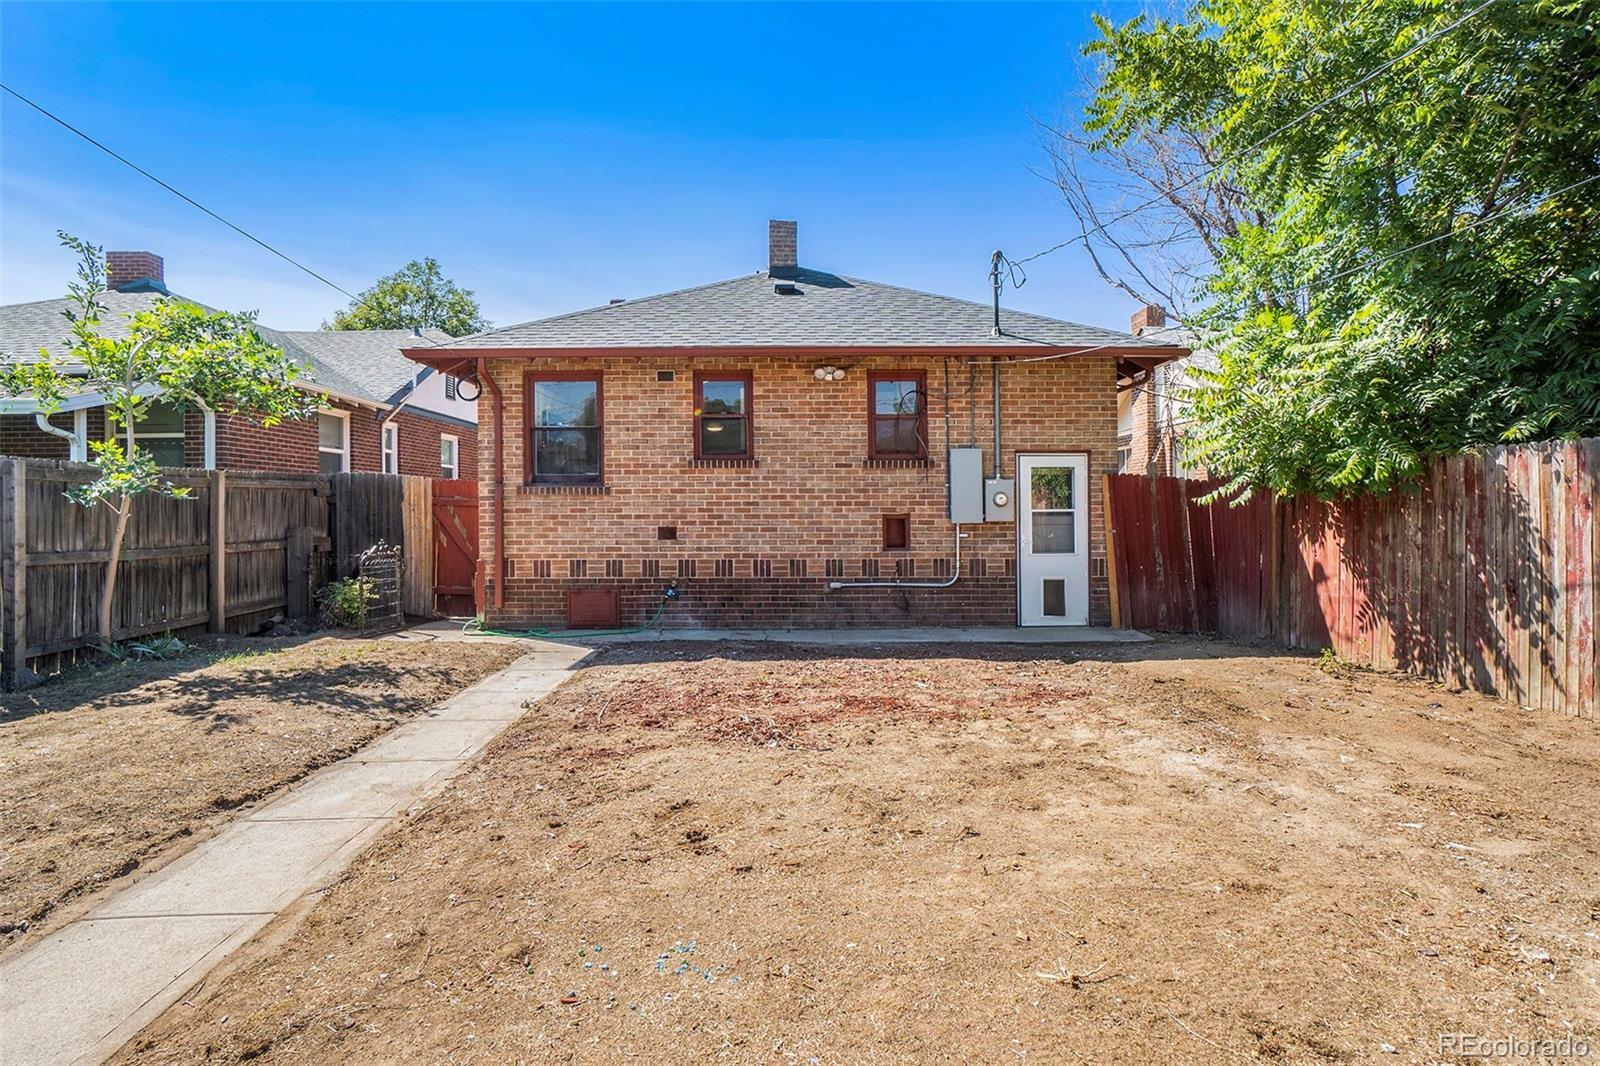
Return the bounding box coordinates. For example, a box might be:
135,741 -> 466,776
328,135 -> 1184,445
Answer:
1071,0 -> 1600,497
326,258 -> 487,337
2,234 -> 322,646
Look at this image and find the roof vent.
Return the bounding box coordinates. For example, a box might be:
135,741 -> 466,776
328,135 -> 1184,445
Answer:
609,298 -> 626,305
773,282 -> 802,296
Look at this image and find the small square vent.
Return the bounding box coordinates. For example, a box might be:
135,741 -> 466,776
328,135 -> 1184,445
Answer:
657,370 -> 675,382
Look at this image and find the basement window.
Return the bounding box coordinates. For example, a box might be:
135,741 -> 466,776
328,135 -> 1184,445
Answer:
867,371 -> 927,460
694,371 -> 753,459
528,374 -> 603,483
882,514 -> 910,551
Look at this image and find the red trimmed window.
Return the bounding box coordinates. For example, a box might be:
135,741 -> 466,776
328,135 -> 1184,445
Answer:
527,373 -> 603,483
694,371 -> 753,459
867,371 -> 927,459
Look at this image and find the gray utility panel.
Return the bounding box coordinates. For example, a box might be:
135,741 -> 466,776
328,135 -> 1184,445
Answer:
947,447 -> 985,523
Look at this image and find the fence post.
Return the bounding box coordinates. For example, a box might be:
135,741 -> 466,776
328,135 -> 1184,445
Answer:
209,469 -> 227,634
1102,473 -> 1122,628
2,459 -> 30,689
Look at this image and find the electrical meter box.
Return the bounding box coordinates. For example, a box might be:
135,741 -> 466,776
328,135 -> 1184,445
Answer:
947,447 -> 984,523
984,477 -> 1015,523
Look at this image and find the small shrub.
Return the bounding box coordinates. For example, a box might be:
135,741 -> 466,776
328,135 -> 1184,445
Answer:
319,577 -> 377,629
1317,646 -> 1357,678
127,634 -> 187,661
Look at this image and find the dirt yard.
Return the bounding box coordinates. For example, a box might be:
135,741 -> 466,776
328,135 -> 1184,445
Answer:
0,636 -> 523,948
116,638 -> 1600,1064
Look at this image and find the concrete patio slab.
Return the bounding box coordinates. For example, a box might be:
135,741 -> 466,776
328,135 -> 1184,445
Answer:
583,625 -> 1151,645
0,641 -> 591,1066
397,618 -> 1150,647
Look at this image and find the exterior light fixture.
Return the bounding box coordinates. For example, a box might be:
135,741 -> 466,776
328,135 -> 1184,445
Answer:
814,365 -> 846,381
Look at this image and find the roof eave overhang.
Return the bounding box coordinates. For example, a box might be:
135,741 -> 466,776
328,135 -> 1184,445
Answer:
402,343 -> 1190,372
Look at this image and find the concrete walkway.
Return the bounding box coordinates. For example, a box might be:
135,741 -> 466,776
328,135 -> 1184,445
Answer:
397,619 -> 1151,646
0,641 -> 590,1066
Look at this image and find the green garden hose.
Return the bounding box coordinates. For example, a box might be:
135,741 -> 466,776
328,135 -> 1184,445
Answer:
461,584 -> 676,639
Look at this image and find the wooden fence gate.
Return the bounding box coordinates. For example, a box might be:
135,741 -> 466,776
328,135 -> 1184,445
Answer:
431,479 -> 478,617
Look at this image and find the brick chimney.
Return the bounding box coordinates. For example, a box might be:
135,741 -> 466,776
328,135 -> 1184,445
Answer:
1129,303 -> 1165,336
768,220 -> 798,278
106,251 -> 165,293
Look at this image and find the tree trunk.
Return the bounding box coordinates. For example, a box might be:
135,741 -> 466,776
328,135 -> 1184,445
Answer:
99,495 -> 131,645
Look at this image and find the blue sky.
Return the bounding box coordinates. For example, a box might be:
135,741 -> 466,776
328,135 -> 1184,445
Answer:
1,2 -> 1144,334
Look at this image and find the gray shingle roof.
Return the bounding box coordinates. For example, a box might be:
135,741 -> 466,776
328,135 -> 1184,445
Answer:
424,269 -> 1179,352
0,291 -> 449,407
278,329 -> 452,404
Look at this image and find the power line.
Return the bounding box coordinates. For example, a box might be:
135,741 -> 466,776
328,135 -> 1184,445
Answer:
1006,0 -> 1501,272
1,83 -> 360,301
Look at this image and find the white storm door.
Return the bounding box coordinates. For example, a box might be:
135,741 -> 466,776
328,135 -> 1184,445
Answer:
1017,453 -> 1089,626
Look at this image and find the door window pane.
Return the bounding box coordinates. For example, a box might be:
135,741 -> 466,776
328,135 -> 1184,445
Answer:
1031,512 -> 1075,554
1042,578 -> 1066,617
534,380 -> 598,427
1031,467 -> 1074,509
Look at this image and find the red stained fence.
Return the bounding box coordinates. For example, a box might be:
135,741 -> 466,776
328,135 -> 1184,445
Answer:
1104,439 -> 1599,718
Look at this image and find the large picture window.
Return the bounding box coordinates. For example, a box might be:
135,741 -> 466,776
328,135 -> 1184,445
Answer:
694,371 -> 752,459
528,373 -> 602,483
867,371 -> 927,460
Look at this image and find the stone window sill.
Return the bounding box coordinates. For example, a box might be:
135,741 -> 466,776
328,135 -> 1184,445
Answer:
519,483 -> 611,496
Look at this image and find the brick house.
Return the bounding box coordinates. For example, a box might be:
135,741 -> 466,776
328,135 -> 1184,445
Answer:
0,251 -> 477,478
405,221 -> 1185,630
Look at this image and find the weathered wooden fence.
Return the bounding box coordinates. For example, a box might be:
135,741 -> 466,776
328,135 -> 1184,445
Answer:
1,461 -> 451,688
1104,439 -> 1599,718
331,473 -> 432,617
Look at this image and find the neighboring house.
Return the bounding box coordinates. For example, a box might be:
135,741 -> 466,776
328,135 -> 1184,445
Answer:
0,251 -> 478,479
1115,305 -> 1209,477
404,220 -> 1185,630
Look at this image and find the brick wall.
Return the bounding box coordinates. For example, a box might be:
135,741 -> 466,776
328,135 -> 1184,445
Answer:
477,353 -> 1118,629
391,411 -> 478,478
4,401 -> 478,478
0,410 -> 105,459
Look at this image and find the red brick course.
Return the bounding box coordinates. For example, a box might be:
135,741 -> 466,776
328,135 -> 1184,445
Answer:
477,353 -> 1117,629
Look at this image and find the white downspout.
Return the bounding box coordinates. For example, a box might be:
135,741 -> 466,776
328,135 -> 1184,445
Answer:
197,400 -> 217,470
36,412 -> 87,461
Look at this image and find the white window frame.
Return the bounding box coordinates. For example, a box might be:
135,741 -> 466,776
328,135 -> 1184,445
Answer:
381,422 -> 398,474
318,408 -> 350,473
440,433 -> 460,479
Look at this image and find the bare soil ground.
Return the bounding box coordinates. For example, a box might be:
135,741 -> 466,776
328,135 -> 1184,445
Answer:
117,638 -> 1600,1064
0,636 -> 523,948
